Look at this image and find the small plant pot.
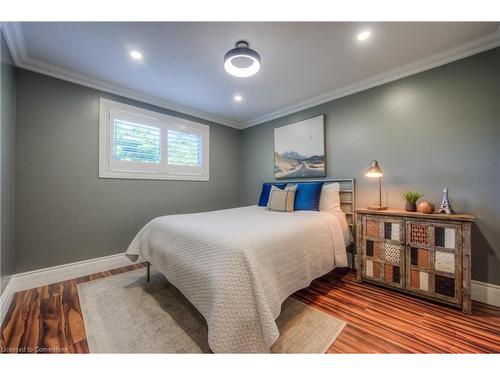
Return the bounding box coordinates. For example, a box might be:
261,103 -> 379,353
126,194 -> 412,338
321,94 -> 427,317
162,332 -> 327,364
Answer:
405,203 -> 417,212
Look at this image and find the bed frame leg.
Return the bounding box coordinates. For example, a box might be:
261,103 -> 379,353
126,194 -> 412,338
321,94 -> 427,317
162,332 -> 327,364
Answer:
146,261 -> 151,283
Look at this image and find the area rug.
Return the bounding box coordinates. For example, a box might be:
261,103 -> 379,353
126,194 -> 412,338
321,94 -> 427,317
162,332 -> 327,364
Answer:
78,268 -> 345,353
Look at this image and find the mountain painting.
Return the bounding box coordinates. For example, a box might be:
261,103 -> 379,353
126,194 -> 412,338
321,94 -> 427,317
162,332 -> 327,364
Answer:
274,115 -> 326,179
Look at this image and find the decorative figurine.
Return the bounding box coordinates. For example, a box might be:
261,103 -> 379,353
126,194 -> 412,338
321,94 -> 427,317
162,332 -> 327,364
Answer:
438,186 -> 454,214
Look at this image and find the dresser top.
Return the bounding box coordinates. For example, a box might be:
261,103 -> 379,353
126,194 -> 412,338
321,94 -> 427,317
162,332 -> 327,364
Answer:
355,208 -> 475,222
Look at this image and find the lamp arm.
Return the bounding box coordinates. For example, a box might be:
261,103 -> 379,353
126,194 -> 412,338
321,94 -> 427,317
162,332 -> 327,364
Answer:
379,176 -> 382,207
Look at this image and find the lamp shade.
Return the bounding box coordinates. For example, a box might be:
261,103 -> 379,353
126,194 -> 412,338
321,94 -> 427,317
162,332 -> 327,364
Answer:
365,160 -> 383,178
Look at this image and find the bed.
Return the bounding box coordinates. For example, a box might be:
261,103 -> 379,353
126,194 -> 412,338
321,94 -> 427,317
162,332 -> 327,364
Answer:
125,179 -> 355,353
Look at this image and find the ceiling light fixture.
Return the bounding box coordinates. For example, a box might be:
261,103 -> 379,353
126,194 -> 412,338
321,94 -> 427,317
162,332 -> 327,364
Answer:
130,50 -> 143,60
224,40 -> 261,78
357,30 -> 371,42
233,95 -> 243,102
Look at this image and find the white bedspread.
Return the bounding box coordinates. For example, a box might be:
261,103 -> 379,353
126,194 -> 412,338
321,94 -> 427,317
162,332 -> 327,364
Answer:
125,205 -> 348,353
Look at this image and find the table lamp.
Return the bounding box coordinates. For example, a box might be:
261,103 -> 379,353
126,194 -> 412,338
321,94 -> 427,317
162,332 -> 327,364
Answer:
365,160 -> 387,211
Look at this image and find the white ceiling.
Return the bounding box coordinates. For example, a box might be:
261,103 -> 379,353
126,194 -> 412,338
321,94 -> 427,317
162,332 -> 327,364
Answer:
6,22 -> 500,128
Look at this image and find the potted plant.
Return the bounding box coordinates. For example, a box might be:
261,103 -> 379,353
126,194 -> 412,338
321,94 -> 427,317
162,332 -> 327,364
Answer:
403,192 -> 423,212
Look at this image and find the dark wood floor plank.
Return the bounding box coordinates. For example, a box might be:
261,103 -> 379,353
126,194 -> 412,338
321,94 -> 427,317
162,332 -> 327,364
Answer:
64,280 -> 87,346
40,289 -> 63,351
1,291 -> 32,352
20,288 -> 42,351
1,264 -> 499,354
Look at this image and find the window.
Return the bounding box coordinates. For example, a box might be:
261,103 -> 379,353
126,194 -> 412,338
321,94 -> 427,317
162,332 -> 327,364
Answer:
99,98 -> 209,180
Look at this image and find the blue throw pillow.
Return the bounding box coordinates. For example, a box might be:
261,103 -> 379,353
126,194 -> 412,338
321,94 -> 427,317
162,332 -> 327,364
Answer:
258,183 -> 287,207
294,182 -> 324,211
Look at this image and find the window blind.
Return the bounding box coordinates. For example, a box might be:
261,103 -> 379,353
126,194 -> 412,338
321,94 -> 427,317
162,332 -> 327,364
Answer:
167,130 -> 202,167
113,120 -> 161,164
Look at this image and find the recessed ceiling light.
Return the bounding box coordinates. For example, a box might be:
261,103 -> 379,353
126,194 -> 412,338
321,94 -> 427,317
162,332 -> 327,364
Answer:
130,50 -> 143,60
358,30 -> 372,42
224,40 -> 261,78
357,30 -> 371,42
234,95 -> 243,102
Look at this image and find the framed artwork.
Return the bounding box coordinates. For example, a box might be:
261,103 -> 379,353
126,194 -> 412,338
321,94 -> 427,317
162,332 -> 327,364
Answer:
274,115 -> 326,179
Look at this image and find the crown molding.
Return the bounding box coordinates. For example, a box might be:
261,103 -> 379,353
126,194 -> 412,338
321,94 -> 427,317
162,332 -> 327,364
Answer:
0,21 -> 27,65
19,56 -> 242,129
1,22 -> 242,129
3,22 -> 500,130
241,29 -> 500,128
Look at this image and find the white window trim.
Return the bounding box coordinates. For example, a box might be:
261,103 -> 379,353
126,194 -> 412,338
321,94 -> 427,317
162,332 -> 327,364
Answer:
99,98 -> 210,181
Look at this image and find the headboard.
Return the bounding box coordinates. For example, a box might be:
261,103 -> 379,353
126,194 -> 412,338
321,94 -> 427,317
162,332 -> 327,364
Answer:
267,178 -> 356,268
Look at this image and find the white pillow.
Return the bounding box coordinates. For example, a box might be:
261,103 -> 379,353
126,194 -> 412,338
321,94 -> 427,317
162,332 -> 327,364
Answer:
319,183 -> 341,213
267,185 -> 297,212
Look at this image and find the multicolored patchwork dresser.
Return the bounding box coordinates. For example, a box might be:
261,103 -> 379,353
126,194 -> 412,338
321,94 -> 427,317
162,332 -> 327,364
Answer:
355,209 -> 475,314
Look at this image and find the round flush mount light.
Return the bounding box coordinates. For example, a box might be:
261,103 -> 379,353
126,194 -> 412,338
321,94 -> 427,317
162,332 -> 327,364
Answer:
224,40 -> 261,78
130,50 -> 143,60
357,30 -> 371,42
233,95 -> 243,102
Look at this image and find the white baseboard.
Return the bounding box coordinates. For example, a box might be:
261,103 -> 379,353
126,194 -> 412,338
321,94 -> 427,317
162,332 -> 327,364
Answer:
471,280 -> 500,308
0,278 -> 15,327
1,253 -> 499,326
0,252 -> 132,325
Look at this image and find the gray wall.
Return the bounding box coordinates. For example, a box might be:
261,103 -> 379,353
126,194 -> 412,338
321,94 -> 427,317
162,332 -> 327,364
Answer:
12,47 -> 500,286
240,48 -> 500,285
15,69 -> 241,273
0,30 -> 16,295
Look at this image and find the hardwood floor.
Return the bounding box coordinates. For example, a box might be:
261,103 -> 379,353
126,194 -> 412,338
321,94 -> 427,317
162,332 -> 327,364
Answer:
295,270 -> 500,353
0,263 -> 144,354
1,264 -> 499,354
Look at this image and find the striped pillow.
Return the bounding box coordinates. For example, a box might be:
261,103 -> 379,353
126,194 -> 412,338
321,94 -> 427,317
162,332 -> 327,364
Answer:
267,184 -> 297,212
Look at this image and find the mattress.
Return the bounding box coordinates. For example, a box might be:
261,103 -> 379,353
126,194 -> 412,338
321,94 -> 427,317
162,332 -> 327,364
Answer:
126,205 -> 348,353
